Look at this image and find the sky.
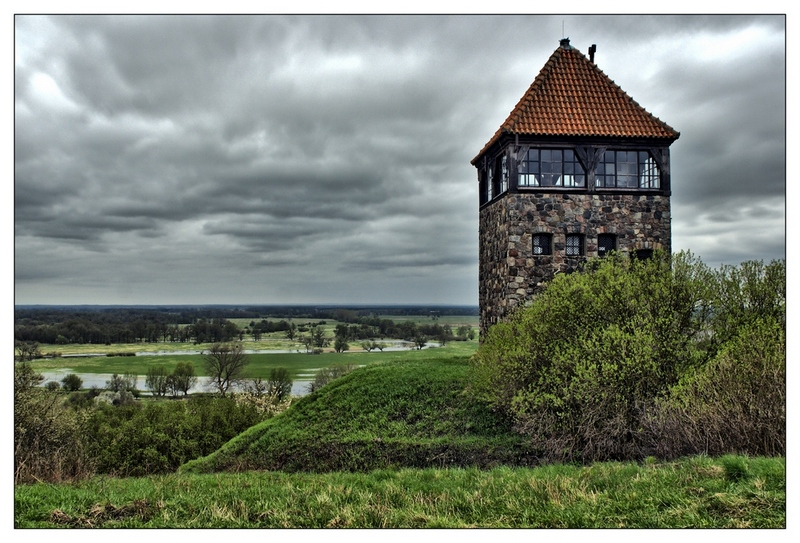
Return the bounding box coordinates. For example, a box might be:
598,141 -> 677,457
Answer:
13,13 -> 787,306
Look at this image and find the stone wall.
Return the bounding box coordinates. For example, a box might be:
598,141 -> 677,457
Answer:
479,191 -> 671,336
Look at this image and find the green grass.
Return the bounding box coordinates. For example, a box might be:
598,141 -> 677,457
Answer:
28,341 -> 479,381
181,356 -> 535,474
15,456 -> 785,528
14,350 -> 785,528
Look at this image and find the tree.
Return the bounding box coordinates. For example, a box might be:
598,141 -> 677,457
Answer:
145,366 -> 169,397
61,373 -> 83,392
170,361 -> 197,396
106,372 -> 138,393
413,334 -> 427,350
334,337 -> 350,353
267,367 -> 293,401
15,341 -> 41,362
310,325 -> 327,348
203,342 -> 249,396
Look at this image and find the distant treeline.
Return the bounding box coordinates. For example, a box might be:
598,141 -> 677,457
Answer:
14,305 -> 477,346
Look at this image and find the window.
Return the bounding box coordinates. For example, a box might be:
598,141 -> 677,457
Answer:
498,154 -> 509,194
598,234 -> 616,257
519,149 -> 586,187
486,164 -> 494,201
532,233 -> 552,255
633,248 -> 654,260
596,150 -> 660,189
566,234 -> 584,257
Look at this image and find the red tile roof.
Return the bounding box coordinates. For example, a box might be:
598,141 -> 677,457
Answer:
473,42 -> 679,164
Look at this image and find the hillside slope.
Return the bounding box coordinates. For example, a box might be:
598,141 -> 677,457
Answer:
181,357 -> 539,473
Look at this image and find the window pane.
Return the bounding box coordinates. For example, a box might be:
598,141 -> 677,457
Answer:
598,234 -> 615,256
566,234 -> 582,256
564,149 -> 574,161
533,234 -> 551,255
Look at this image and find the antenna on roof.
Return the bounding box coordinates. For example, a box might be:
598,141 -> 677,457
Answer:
562,20 -> 565,39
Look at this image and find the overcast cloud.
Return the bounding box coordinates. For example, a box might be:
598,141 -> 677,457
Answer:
14,14 -> 786,305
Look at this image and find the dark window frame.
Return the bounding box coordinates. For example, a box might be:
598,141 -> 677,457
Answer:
598,234 -> 616,257
518,148 -> 586,188
565,234 -> 584,257
596,150 -> 660,189
532,233 -> 553,255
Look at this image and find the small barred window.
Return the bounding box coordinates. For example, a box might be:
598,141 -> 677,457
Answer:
532,233 -> 552,255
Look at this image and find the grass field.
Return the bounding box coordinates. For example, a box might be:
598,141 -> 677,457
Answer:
28,340 -> 479,381
14,348 -> 785,528
15,456 -> 785,528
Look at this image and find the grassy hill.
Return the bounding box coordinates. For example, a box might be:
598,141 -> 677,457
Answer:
15,355 -> 786,528
181,357 -> 539,473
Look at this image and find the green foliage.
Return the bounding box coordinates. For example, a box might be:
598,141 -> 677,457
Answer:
266,367 -> 292,401
44,381 -> 61,391
653,317 -> 785,458
307,363 -> 358,393
472,252 -> 785,462
707,259 -> 786,349
83,397 -> 265,477
334,337 -> 350,353
169,361 -> 197,396
145,366 -> 169,397
14,340 -> 42,362
14,362 -> 92,484
182,358 -> 534,474
106,372 -> 138,393
61,373 -> 83,392
16,456 -> 785,528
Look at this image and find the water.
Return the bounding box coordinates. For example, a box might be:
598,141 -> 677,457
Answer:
39,369 -> 313,397
38,341 -> 440,397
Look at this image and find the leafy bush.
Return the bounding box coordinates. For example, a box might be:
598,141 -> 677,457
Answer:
307,363 -> 358,393
472,252 -> 785,463
650,317 -> 785,458
14,362 -> 92,483
84,397 -> 266,477
61,373 -> 83,392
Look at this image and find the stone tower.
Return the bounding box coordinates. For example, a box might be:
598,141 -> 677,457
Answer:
473,39 -> 680,337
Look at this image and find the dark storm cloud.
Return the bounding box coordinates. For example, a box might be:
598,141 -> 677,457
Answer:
14,14 -> 785,304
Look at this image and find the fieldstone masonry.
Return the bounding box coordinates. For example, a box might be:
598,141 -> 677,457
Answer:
479,192 -> 670,335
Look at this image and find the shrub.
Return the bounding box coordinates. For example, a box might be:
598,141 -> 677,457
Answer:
44,381 -> 61,391
84,397 -> 265,476
472,253 -> 785,463
650,317 -> 785,458
61,373 -> 83,391
307,363 -> 358,393
14,362 -> 92,483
